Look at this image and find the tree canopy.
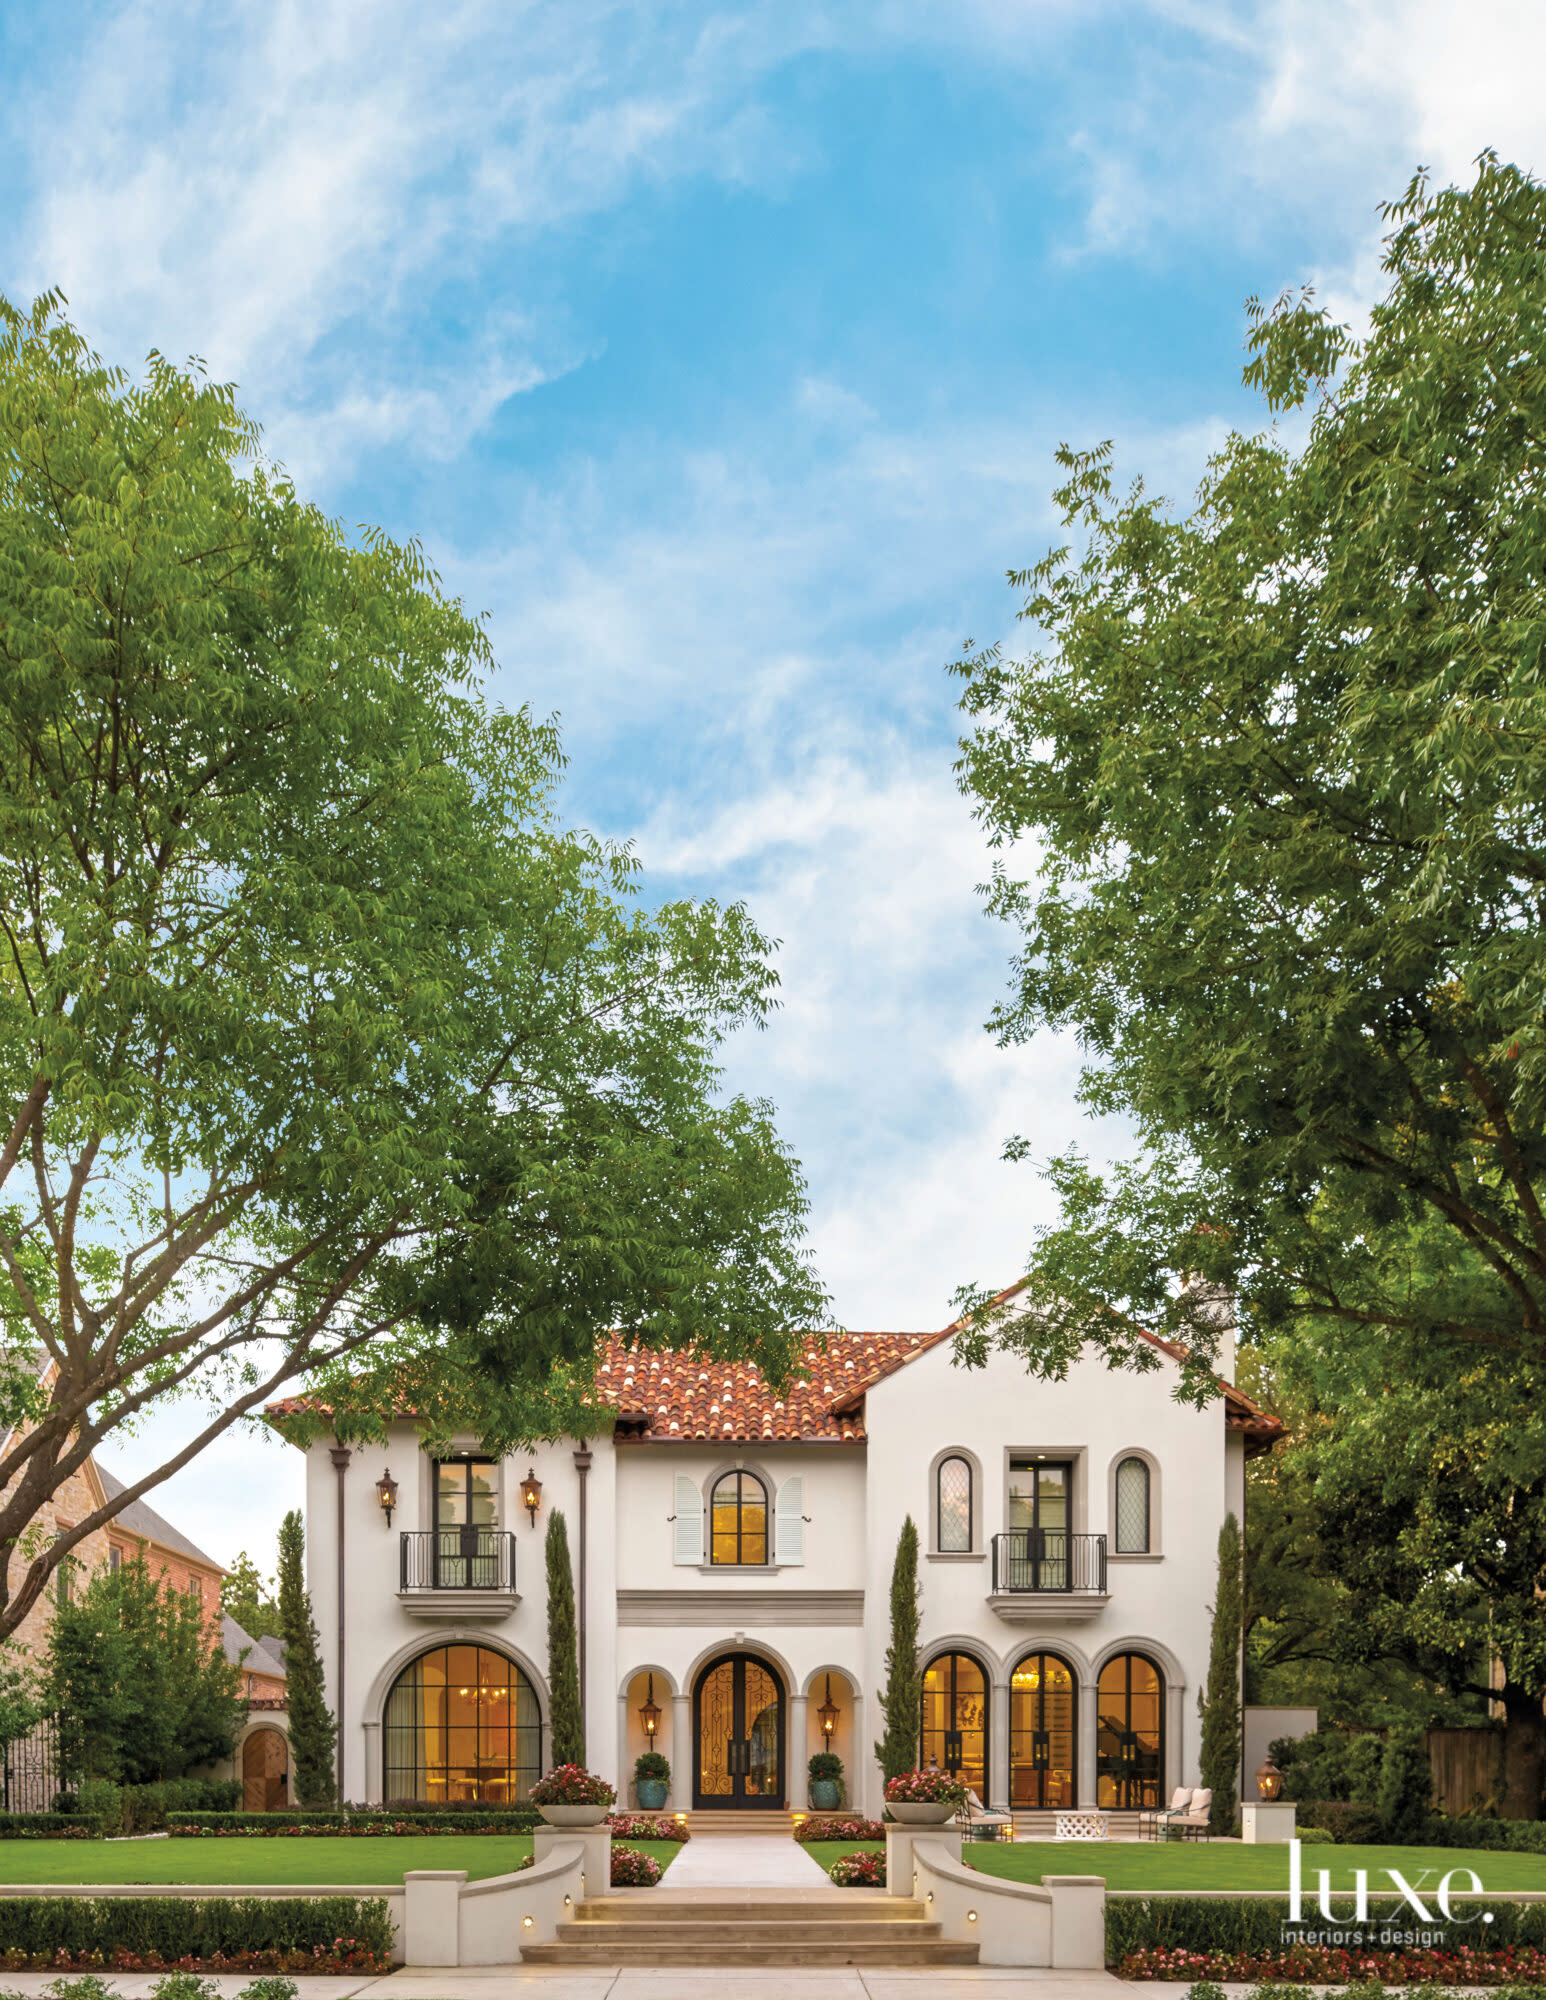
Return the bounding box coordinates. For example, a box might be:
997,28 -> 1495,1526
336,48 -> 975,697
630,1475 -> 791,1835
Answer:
951,154 -> 1546,1402
0,292 -> 828,1640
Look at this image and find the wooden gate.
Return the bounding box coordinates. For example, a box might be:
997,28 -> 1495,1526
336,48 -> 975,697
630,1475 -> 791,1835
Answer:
242,1726 -> 289,1812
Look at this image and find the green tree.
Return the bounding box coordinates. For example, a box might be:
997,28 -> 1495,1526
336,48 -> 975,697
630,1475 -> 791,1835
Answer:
0,293 -> 829,1639
0,1645 -> 37,1751
873,1516 -> 923,1785
277,1510 -> 335,1807
1375,1727 -> 1435,1842
221,1553 -> 280,1639
1198,1513 -> 1242,1834
545,1510 -> 583,1767
43,1556 -> 241,1783
949,157 -> 1546,1812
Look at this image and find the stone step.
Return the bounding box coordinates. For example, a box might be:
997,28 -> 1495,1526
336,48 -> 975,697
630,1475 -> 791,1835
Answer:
682,1809 -> 797,1833
521,1940 -> 981,1967
574,1902 -> 926,1927
561,1919 -> 951,1945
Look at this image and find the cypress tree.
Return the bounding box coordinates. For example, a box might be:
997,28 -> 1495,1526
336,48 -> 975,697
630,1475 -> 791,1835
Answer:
277,1508 -> 337,1806
873,1514 -> 923,1784
1198,1510 -> 1243,1833
545,1509 -> 584,1767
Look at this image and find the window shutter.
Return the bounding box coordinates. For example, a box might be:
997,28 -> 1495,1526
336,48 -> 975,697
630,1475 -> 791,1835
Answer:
774,1476 -> 805,1566
673,1475 -> 704,1566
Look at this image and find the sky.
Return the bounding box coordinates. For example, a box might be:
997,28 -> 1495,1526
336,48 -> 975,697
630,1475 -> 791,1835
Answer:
3,0 -> 1544,1571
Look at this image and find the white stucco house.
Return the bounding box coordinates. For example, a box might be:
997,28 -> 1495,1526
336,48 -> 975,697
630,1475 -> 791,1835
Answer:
273,1285 -> 1281,1822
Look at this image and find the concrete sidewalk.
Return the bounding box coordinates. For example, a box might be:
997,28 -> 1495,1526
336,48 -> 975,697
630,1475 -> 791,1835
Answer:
0,1972 -> 1132,1998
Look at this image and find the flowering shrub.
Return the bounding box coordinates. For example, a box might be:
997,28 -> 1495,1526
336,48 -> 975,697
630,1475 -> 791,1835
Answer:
608,1813 -> 690,1841
884,1770 -> 965,1806
794,1816 -> 884,1843
528,1766 -> 616,1808
829,1850 -> 886,1888
0,1897 -> 393,1972
1120,1942 -> 1546,1983
168,1818 -> 534,1839
609,1845 -> 662,1888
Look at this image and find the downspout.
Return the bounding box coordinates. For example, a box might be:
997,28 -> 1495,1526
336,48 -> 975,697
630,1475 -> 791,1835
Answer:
330,1444 -> 351,1801
572,1441 -> 593,1744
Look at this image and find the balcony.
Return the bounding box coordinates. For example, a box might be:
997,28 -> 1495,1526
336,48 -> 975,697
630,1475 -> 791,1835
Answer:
987,1530 -> 1108,1623
398,1529 -> 520,1620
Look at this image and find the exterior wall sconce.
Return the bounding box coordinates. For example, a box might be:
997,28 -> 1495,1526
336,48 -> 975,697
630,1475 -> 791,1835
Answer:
520,1467 -> 543,1526
1255,1753 -> 1284,1800
375,1469 -> 398,1527
817,1672 -> 840,1738
639,1673 -> 662,1738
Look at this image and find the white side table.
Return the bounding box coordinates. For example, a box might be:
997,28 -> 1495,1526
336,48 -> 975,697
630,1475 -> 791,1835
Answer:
1241,1801 -> 1298,1843
1055,1810 -> 1110,1840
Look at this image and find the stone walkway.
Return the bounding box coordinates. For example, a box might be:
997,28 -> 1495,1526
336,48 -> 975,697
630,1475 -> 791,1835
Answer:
0,1975 -> 1130,1999
659,1830 -> 835,1888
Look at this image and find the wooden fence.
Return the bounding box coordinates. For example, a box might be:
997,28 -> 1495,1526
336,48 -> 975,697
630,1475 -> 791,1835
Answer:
1427,1726 -> 1506,1815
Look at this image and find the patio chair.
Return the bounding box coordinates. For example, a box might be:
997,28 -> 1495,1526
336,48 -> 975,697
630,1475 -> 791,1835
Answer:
957,1787 -> 1015,1841
1138,1786 -> 1193,1840
1167,1788 -> 1213,1840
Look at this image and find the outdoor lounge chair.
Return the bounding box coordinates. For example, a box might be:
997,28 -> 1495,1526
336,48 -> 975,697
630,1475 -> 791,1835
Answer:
1162,1787 -> 1213,1840
957,1787 -> 1015,1840
1139,1787 -> 1194,1839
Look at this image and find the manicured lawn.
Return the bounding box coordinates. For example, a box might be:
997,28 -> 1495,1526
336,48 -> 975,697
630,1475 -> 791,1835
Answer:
804,1839 -> 883,1875
963,1839 -> 1546,1893
0,1834 -> 683,1887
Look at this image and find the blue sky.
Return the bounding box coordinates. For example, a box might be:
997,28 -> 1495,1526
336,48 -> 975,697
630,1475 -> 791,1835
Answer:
3,0 -> 1541,1569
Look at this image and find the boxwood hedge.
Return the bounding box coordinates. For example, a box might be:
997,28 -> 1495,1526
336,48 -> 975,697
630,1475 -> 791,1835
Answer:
0,1896 -> 394,1970
1107,1895 -> 1546,1961
167,1810 -> 539,1836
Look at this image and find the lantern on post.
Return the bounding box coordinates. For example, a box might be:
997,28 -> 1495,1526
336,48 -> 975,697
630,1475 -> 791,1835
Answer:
817,1673 -> 840,1739
1255,1753 -> 1284,1801
520,1467 -> 543,1526
639,1674 -> 662,1740
375,1468 -> 399,1527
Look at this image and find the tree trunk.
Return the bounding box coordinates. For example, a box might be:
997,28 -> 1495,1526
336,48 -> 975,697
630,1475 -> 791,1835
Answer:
1499,1683 -> 1546,1820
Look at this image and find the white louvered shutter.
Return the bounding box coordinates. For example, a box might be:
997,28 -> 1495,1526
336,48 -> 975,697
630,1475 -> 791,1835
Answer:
774,1476 -> 805,1565
673,1474 -> 704,1565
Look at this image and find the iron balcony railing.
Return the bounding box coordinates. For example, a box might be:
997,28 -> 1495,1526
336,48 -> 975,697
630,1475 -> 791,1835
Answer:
400,1528 -> 517,1592
990,1529 -> 1107,1594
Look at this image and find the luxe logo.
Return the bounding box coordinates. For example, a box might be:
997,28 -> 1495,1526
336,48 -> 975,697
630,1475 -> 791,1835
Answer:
1286,1839 -> 1488,1925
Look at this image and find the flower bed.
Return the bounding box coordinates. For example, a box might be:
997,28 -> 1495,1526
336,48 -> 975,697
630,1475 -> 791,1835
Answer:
607,1813 -> 690,1842
0,1897 -> 394,1972
168,1814 -> 537,1838
828,1850 -> 886,1888
609,1845 -> 661,1888
884,1770 -> 965,1806
794,1815 -> 884,1843
1123,1941 -> 1546,1982
527,1766 -> 616,1809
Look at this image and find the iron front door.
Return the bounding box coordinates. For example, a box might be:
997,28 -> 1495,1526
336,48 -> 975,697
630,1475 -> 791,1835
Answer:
693,1654 -> 785,1808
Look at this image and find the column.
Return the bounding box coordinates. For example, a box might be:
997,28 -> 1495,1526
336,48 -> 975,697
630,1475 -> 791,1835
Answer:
1167,1679 -> 1185,1791
672,1692 -> 692,1812
617,1695 -> 630,1806
989,1680 -> 1010,1811
1078,1680 -> 1098,1808
788,1692 -> 808,1809
361,1718 -> 380,1803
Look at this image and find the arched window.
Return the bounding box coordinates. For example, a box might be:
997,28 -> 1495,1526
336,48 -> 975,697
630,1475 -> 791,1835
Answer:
1010,1651 -> 1077,1809
936,1455 -> 973,1552
384,1644 -> 541,1803
710,1470 -> 769,1566
1114,1456 -> 1151,1554
1096,1652 -> 1164,1809
920,1650 -> 988,1799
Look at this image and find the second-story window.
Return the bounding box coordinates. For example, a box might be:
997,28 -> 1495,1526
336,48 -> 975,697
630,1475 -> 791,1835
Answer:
937,1455 -> 973,1552
710,1470 -> 768,1565
436,1458 -> 498,1532
1114,1455 -> 1151,1553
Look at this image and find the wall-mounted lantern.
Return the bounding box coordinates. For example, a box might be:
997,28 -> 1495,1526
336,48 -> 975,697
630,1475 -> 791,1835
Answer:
375,1469 -> 399,1528
639,1674 -> 662,1739
520,1467 -> 543,1526
817,1672 -> 840,1738
1255,1753 -> 1284,1800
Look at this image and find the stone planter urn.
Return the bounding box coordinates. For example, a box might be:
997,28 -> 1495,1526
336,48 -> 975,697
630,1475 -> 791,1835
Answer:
538,1804 -> 611,1827
636,1778 -> 668,1811
809,1779 -> 840,1810
887,1801 -> 958,1825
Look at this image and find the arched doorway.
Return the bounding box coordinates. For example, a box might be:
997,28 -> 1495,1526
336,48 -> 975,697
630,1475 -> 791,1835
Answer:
1009,1651 -> 1077,1809
383,1643 -> 541,1803
1096,1652 -> 1165,1808
693,1652 -> 785,1808
242,1726 -> 288,1812
920,1651 -> 988,1798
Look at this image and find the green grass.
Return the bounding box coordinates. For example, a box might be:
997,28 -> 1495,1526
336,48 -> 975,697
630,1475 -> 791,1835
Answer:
804,1839 -> 884,1875
962,1839 -> 1546,1893
0,1834 -> 682,1887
